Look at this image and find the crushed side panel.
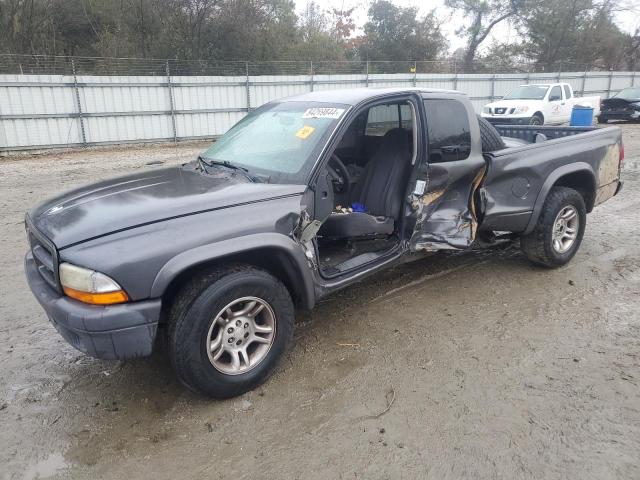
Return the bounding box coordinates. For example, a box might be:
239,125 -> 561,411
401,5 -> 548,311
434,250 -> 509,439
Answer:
410,165 -> 486,252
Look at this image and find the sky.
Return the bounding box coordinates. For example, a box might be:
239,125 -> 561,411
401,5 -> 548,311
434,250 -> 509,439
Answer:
293,0 -> 640,54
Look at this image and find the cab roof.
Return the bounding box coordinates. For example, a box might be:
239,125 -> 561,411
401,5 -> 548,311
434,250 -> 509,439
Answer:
280,87 -> 462,106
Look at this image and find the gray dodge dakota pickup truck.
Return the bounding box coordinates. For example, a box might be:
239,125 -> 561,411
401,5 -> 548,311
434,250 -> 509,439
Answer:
25,88 -> 624,398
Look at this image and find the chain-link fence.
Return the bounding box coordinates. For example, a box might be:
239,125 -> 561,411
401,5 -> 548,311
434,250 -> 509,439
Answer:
0,54 -> 626,77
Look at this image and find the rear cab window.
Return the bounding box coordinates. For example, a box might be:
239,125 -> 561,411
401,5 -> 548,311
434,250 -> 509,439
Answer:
563,85 -> 572,99
365,103 -> 413,136
549,85 -> 562,101
423,99 -> 471,163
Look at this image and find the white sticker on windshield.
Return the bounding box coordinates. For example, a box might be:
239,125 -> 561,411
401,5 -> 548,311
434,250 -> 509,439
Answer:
302,107 -> 345,119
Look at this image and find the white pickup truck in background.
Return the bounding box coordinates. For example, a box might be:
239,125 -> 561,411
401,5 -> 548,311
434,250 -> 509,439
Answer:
481,83 -> 601,126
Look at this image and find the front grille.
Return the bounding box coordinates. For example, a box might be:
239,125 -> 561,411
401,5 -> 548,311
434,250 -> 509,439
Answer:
26,218 -> 60,291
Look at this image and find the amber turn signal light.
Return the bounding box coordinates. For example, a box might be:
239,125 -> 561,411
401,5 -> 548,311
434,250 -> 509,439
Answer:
63,287 -> 129,305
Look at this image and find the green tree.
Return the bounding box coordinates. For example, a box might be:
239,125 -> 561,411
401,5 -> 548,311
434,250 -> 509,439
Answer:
516,0 -> 627,70
295,1 -> 343,61
358,0 -> 447,64
445,0 -> 522,72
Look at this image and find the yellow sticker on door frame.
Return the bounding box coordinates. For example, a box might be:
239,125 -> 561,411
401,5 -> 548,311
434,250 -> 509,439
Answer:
295,125 -> 316,139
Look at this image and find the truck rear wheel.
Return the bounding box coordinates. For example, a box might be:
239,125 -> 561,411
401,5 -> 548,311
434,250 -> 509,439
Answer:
520,187 -> 586,268
167,266 -> 294,398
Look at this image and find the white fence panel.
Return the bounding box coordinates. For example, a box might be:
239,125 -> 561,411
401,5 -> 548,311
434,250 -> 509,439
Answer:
416,73 -> 455,91
1,70 -> 638,152
250,75 -> 311,106
611,72 -> 634,92
368,73 -> 414,88
313,74 -> 367,91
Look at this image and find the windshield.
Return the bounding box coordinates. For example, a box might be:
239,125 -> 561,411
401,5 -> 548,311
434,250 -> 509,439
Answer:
503,85 -> 549,100
614,87 -> 640,101
201,101 -> 348,184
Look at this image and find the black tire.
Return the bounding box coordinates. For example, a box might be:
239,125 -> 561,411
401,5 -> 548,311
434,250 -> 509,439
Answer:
477,115 -> 506,152
167,265 -> 294,398
597,116 -> 608,124
520,187 -> 586,268
529,113 -> 543,125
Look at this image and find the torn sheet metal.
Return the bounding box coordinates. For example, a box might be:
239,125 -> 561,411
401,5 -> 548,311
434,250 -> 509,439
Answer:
409,162 -> 486,252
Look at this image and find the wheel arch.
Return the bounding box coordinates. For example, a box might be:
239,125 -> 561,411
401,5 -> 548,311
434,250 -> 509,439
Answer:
152,234 -> 316,311
523,163 -> 596,235
532,111 -> 544,123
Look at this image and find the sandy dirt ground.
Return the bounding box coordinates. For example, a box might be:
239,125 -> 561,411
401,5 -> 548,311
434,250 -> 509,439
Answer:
1,125 -> 639,480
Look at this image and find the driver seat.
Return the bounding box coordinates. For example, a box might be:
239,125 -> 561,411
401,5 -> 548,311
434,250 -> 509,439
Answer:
319,128 -> 411,238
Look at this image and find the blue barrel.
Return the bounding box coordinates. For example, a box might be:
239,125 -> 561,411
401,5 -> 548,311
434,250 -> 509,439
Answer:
570,105 -> 594,126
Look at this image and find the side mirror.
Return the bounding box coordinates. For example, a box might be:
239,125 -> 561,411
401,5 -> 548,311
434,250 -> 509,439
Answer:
549,95 -> 561,102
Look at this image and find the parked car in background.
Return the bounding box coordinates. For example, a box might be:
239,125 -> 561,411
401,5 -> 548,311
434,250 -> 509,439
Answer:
598,87 -> 640,123
481,83 -> 601,126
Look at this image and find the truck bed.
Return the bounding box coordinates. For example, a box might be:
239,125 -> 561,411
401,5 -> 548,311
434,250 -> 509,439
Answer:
479,125 -> 623,234
495,125 -> 597,143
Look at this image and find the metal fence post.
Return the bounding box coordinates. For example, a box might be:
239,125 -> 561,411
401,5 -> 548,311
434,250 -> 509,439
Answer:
165,61 -> 177,143
631,70 -> 637,87
557,63 -> 562,84
453,60 -> 458,90
245,61 -> 251,112
71,59 -> 87,147
309,61 -> 314,92
413,61 -> 417,87
490,73 -> 496,101
580,70 -> 587,96
606,69 -> 613,98
365,61 -> 370,87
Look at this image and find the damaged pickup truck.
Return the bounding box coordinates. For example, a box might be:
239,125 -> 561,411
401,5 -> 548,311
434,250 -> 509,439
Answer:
25,88 -> 624,398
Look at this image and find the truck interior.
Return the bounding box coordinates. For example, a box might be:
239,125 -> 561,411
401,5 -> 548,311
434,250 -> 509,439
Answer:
316,100 -> 417,277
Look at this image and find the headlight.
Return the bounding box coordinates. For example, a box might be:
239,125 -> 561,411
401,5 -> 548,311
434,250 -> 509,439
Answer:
59,263 -> 129,305
514,105 -> 529,114
482,106 -> 490,114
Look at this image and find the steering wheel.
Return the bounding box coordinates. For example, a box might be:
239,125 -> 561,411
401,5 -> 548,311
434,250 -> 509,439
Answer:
327,154 -> 351,193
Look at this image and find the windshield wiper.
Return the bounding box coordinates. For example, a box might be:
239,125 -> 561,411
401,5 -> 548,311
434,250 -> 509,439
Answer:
197,156 -> 257,182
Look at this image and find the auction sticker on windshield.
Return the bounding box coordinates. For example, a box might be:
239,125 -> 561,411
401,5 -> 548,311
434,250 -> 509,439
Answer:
295,125 -> 316,139
302,108 -> 345,119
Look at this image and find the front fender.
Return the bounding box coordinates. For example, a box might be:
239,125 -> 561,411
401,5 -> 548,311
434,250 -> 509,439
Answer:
523,162 -> 596,235
149,233 -> 316,309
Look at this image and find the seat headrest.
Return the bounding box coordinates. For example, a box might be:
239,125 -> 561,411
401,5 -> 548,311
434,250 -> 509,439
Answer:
380,128 -> 409,149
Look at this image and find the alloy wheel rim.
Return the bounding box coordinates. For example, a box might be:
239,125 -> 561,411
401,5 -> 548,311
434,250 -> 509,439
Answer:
552,205 -> 579,254
206,296 -> 276,375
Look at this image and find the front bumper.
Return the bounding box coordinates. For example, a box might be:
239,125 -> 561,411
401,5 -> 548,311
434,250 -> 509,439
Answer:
481,115 -> 533,126
25,253 -> 161,360
599,111 -> 640,121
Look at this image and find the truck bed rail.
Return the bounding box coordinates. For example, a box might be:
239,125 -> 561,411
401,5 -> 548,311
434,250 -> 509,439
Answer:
495,125 -> 596,143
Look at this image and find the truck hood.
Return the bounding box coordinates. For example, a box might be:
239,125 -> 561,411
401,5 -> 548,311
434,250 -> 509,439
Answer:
28,163 -> 306,248
602,97 -> 640,109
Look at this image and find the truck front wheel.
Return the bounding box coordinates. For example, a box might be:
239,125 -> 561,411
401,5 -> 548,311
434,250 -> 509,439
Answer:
167,266 -> 294,398
529,113 -> 543,125
520,187 -> 586,268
